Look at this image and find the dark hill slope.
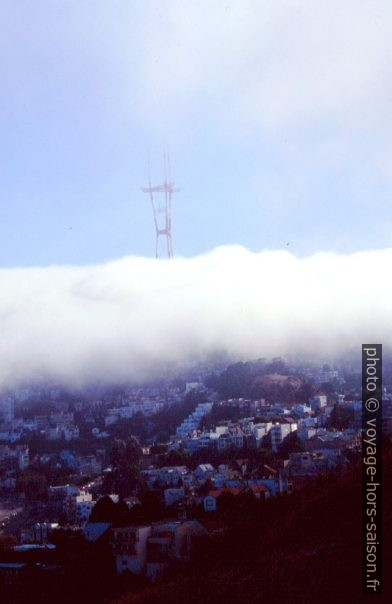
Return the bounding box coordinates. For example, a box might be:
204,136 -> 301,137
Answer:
116,451 -> 391,604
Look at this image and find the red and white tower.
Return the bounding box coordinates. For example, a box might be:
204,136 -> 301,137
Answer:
142,153 -> 179,258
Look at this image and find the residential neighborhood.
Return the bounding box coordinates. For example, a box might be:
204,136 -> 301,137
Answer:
0,358 -> 391,601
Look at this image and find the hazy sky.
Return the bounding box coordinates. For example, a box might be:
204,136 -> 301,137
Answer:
1,1 -> 392,267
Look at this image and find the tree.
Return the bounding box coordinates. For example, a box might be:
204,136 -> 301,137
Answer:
110,437 -> 142,472
151,390 -> 205,437
150,443 -> 168,455
269,357 -> 288,374
328,405 -> 353,430
198,477 -> 213,496
217,491 -> 237,513
162,447 -> 190,467
216,362 -> 252,398
320,382 -> 336,397
89,495 -> 117,523
89,496 -> 129,525
278,432 -> 304,458
125,437 -> 142,465
110,439 -> 126,467
0,535 -> 16,551
17,472 -> 47,500
294,382 -> 315,405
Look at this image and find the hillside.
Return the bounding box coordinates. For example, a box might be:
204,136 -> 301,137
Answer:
115,450 -> 392,604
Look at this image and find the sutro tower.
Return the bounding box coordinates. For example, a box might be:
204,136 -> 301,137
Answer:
142,153 -> 179,259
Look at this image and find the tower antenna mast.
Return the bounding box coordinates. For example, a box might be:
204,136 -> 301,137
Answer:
142,153 -> 179,258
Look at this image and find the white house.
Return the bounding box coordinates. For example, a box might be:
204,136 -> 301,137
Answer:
194,464 -> 215,481
112,526 -> 152,575
16,445 -> 29,470
146,520 -> 207,582
309,395 -> 328,412
270,423 -> 298,452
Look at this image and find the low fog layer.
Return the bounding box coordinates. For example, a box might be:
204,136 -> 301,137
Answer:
0,246 -> 389,388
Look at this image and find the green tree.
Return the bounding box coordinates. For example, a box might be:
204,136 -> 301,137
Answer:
278,432 -> 304,458
328,405 -> 353,429
17,472 -> 48,500
89,495 -> 117,523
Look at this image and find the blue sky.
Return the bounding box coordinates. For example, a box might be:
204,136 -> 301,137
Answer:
1,0 -> 392,267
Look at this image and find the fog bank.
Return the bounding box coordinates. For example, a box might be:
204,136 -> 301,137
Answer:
0,246 -> 389,388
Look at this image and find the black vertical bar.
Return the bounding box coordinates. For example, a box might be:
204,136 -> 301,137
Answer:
362,344 -> 382,594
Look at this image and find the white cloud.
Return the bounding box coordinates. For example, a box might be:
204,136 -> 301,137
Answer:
0,245 -> 390,389
128,1 -> 392,138
2,1 -> 391,144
